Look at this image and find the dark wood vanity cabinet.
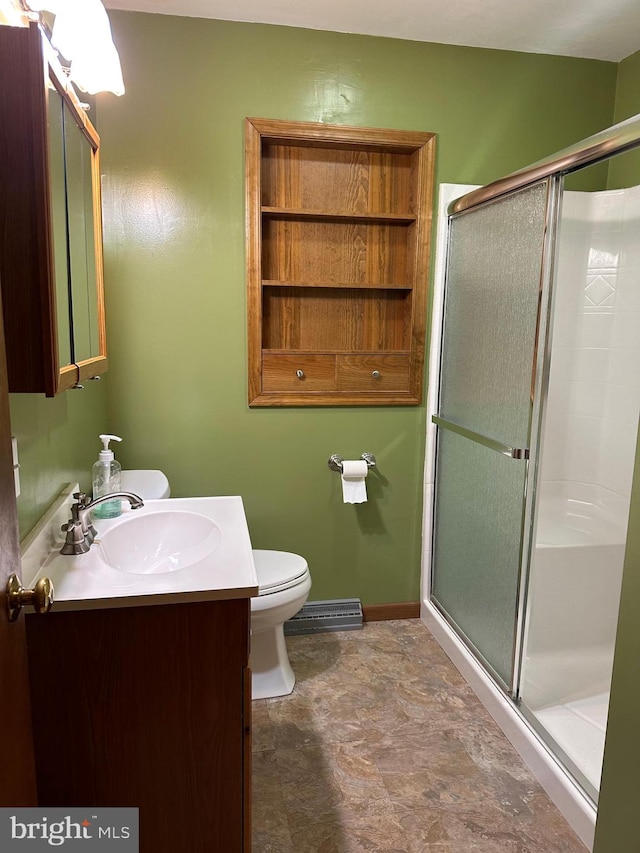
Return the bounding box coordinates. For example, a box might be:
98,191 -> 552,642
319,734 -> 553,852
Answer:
26,598 -> 252,852
0,23 -> 107,396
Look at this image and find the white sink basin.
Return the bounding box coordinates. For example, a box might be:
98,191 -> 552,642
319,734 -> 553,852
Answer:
25,493 -> 259,610
98,510 -> 222,575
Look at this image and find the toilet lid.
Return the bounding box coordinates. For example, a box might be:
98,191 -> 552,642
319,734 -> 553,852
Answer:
253,549 -> 309,596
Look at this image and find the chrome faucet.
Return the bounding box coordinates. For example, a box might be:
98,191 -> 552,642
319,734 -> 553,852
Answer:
60,491 -> 144,555
72,492 -> 97,544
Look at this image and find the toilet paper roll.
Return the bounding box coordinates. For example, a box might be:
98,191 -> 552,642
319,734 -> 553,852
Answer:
341,459 -> 368,504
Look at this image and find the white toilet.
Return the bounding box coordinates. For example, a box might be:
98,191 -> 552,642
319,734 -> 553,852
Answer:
119,474 -> 309,700
250,549 -> 311,700
120,469 -> 171,500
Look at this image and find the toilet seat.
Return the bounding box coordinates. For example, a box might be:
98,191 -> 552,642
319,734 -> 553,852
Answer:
253,549 -> 309,596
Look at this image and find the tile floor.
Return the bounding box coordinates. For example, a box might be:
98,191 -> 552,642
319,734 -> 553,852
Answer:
252,619 -> 589,852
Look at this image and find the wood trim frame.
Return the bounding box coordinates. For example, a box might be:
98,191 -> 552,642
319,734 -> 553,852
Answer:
245,117 -> 436,407
47,31 -> 108,390
76,111 -> 108,384
245,118 -> 263,405
362,602 -> 421,622
0,23 -> 107,395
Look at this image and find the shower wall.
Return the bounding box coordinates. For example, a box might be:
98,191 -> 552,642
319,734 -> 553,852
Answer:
520,186 -> 640,796
526,186 -> 640,664
541,187 -> 640,499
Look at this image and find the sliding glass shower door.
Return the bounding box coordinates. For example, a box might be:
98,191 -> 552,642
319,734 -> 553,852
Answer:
431,180 -> 552,690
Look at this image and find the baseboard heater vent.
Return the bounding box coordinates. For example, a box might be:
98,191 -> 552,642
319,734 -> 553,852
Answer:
284,598 -> 363,635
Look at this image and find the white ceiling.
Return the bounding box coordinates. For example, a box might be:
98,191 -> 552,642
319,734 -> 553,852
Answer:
103,0 -> 640,62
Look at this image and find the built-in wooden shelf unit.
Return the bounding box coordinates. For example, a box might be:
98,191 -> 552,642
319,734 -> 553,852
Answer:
245,118 -> 436,406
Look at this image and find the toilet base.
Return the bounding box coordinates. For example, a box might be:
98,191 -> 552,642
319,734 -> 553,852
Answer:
251,623 -> 296,700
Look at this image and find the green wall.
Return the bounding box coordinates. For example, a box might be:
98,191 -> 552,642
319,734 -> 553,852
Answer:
613,48 -> 640,120
608,49 -> 640,189
594,443 -> 640,850
9,383 -> 108,537
95,12 -> 616,604
592,48 -> 640,853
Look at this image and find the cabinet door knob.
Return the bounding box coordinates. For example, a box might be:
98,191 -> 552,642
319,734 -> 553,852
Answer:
296,370 -> 305,379
6,574 -> 54,622
372,370 -> 381,379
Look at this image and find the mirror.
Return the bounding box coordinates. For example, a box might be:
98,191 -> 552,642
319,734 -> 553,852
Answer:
64,99 -> 100,364
46,86 -> 72,369
45,67 -> 106,390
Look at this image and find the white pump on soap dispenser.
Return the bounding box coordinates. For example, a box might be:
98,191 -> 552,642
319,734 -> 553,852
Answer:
92,434 -> 123,519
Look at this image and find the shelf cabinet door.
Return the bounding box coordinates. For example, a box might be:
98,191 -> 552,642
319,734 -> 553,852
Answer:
246,118 -> 435,407
0,23 -> 107,396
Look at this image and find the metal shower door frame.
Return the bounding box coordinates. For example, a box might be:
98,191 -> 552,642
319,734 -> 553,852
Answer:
430,176 -> 562,697
430,111 -> 640,699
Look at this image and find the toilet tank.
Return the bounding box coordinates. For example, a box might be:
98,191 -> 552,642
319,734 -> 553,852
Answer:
120,470 -> 170,500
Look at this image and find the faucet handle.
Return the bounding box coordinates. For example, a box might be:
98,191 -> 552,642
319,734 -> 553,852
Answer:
71,493 -> 97,543
60,518 -> 91,555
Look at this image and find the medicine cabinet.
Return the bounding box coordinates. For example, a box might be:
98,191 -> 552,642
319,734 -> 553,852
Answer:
245,118 -> 436,406
0,23 -> 107,396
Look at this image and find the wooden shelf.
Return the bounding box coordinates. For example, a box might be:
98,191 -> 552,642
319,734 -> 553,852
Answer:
246,118 -> 436,407
262,349 -> 411,354
262,206 -> 416,224
262,280 -> 412,290
262,219 -> 412,289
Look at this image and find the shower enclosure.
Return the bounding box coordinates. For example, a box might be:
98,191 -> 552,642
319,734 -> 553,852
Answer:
426,117 -> 640,841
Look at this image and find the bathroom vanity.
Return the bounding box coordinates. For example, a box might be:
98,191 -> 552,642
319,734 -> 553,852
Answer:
22,491 -> 258,853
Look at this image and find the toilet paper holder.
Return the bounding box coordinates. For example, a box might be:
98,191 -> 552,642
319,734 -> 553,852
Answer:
328,453 -> 377,473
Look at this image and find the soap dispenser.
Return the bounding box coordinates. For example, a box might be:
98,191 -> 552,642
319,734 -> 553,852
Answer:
92,434 -> 123,519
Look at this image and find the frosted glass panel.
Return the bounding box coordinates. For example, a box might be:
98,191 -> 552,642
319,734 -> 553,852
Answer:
433,182 -> 550,689
432,430 -> 527,686
440,181 -> 548,448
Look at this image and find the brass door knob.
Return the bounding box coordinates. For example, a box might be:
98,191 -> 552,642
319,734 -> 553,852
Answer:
6,574 -> 54,622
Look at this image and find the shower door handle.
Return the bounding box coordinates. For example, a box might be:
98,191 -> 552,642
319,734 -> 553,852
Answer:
432,416 -> 530,460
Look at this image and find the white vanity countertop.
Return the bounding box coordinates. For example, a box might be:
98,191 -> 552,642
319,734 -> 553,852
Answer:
22,485 -> 259,612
